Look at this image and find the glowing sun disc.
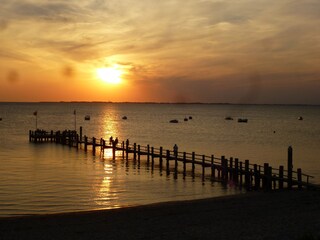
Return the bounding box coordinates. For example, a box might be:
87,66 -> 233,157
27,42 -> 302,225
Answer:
97,67 -> 122,84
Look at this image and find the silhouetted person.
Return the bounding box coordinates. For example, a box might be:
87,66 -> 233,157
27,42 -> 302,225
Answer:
109,136 -> 113,145
173,144 -> 178,156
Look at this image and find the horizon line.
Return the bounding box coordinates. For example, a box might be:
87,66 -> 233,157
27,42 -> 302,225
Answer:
0,101 -> 319,106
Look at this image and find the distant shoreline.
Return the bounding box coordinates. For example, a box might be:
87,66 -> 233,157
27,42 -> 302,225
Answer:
0,101 -> 319,107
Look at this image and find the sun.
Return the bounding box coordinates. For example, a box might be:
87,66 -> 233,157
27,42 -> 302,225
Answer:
97,67 -> 122,84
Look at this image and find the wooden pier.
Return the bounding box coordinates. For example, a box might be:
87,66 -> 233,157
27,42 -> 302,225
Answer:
29,128 -> 317,191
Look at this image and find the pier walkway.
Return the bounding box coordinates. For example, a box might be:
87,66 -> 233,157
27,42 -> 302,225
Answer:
29,128 -> 317,191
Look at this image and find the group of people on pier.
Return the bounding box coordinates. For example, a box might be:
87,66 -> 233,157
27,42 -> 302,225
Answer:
109,136 -> 119,148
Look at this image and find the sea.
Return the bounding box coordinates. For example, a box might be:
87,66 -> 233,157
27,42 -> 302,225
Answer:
0,102 -> 319,217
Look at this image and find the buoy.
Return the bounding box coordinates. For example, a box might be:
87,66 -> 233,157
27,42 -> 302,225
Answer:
170,119 -> 179,123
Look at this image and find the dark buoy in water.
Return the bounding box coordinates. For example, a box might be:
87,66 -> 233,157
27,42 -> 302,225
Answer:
298,116 -> 303,120
237,118 -> 248,123
184,117 -> 188,121
122,116 -> 127,120
170,119 -> 179,123
189,116 -> 192,120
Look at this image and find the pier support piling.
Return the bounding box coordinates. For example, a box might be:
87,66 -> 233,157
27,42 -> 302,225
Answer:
211,155 -> 215,180
287,146 -> 293,189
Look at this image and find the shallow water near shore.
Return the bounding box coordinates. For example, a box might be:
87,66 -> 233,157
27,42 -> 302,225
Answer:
0,102 -> 319,217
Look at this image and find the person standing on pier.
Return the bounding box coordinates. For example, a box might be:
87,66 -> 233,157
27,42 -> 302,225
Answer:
173,144 -> 178,156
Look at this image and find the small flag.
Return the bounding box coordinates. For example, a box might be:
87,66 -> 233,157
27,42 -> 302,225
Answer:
33,111 -> 37,116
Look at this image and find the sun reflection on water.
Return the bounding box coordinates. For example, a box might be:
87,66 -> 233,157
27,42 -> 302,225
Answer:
92,106 -> 127,208
102,148 -> 114,159
94,162 -> 121,208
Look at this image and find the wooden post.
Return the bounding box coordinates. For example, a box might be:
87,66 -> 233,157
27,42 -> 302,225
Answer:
62,131 -> 66,145
221,156 -> 226,181
74,131 -> 76,144
70,131 -> 74,147
60,131 -> 63,144
58,131 -> 62,144
202,155 -> 205,182
151,147 -> 155,168
102,139 -> 106,156
126,140 -> 129,160
211,155 -> 215,180
120,141 -> 124,159
234,158 -> 239,184
79,126 -> 82,142
263,163 -> 269,191
112,140 -> 116,160
245,160 -> 250,190
166,150 -> 170,175
138,145 -> 141,162
55,131 -> 59,144
159,147 -> 163,170
147,145 -> 150,164
183,152 -> 187,178
84,136 -> 88,152
253,164 -> 259,190
297,168 -> 302,189
229,157 -> 233,180
287,146 -> 293,189
99,138 -> 103,152
225,156 -> 229,181
268,167 -> 273,190
64,131 -> 68,145
133,143 -> 137,161
66,130 -> 69,143
239,162 -> 243,186
225,157 -> 229,181
174,149 -> 178,179
76,134 -> 79,149
92,137 -> 96,156
279,166 -> 284,190
192,152 -> 195,178
67,130 -> 70,143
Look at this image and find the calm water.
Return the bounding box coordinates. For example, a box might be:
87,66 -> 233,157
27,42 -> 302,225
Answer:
0,103 -> 319,217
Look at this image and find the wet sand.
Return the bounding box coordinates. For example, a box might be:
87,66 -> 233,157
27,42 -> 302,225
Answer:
0,190 -> 319,240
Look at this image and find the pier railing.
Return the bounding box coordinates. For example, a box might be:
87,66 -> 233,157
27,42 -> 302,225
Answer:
29,129 -> 317,191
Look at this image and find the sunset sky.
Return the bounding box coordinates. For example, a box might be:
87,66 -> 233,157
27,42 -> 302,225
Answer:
1,0 -> 319,104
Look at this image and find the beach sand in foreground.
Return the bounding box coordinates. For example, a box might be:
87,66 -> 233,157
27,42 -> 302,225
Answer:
0,190 -> 319,240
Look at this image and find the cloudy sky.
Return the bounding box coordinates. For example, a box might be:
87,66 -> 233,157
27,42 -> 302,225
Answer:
1,0 -> 319,104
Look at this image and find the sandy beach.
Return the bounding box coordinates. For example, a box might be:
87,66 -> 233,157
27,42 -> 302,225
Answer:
0,190 -> 319,240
